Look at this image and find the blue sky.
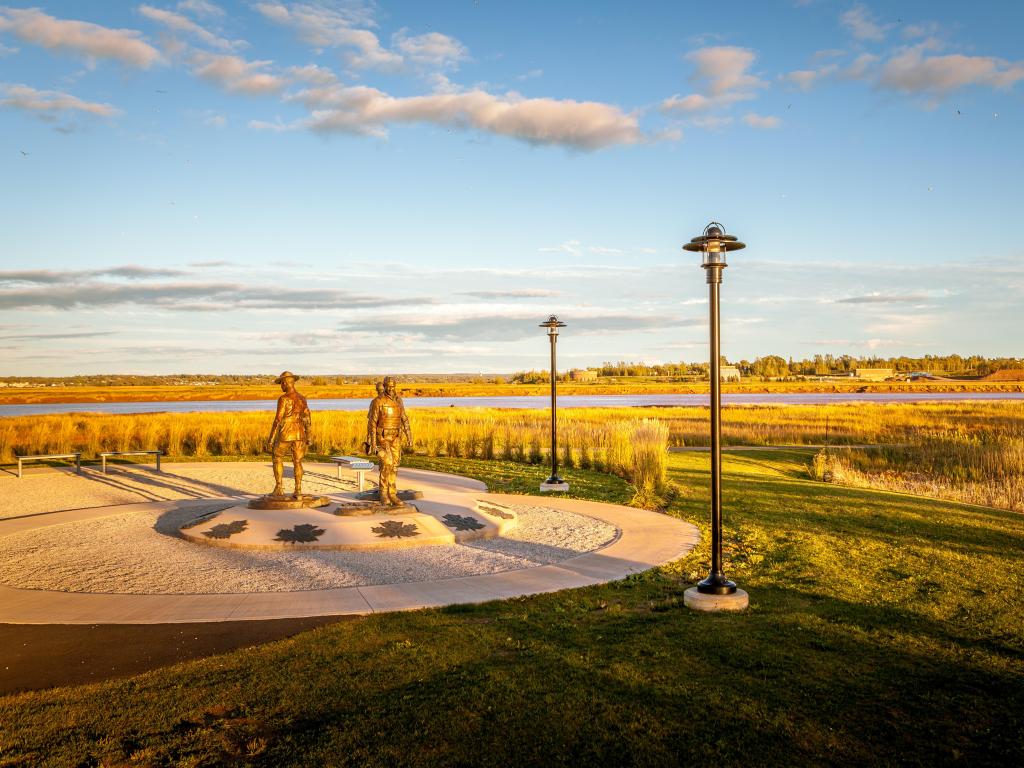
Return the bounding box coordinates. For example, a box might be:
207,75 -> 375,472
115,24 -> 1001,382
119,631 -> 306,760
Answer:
1,0 -> 1022,375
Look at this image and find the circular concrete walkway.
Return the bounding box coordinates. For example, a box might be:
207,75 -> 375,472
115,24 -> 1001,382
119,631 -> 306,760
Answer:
0,464 -> 699,624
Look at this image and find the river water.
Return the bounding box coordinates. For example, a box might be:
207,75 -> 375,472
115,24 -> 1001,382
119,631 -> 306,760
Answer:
2,391 -> 1022,417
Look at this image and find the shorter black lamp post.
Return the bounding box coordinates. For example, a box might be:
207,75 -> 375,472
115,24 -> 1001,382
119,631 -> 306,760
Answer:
539,315 -> 569,492
682,222 -> 749,611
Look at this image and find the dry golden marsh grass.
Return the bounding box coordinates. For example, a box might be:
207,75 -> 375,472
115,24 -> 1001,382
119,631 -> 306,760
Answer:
1,378 -> 1020,405
2,401 -> 1021,510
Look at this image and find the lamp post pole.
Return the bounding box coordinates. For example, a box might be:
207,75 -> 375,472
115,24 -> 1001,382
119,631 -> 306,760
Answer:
539,315 -> 568,492
705,243 -> 728,594
683,223 -> 749,611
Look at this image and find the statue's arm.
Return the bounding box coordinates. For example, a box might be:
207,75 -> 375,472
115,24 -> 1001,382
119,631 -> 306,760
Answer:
267,396 -> 285,448
367,401 -> 378,451
401,405 -> 412,444
300,396 -> 312,437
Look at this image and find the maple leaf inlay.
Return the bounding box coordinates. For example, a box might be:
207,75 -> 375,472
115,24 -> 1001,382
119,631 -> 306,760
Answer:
275,523 -> 326,543
202,520 -> 248,539
441,514 -> 485,531
371,520 -> 420,538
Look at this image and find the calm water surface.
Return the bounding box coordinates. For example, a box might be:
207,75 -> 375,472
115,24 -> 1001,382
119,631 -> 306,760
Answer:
2,391 -> 1023,417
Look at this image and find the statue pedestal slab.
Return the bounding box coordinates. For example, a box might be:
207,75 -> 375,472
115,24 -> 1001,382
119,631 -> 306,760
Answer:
247,494 -> 331,510
333,501 -> 417,516
355,489 -> 423,503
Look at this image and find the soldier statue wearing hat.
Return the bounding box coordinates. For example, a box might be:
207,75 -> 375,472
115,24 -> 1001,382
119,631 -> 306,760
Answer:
366,376 -> 412,506
266,370 -> 311,499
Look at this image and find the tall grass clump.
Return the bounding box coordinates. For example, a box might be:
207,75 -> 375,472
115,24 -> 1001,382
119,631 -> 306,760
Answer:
810,429 -> 1024,512
629,419 -> 670,506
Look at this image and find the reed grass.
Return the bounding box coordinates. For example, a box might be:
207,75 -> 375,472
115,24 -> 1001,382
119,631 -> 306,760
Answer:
0,408 -> 671,499
5,401 -> 1022,509
811,431 -> 1024,512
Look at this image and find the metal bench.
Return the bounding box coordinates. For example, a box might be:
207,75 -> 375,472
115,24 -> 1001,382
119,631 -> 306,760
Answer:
16,452 -> 82,478
100,450 -> 162,474
330,455 -> 374,491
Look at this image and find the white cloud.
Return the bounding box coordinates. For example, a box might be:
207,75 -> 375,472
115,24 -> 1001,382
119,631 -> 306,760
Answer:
877,45 -> 1024,97
0,7 -> 161,68
812,48 -> 846,62
190,52 -> 284,94
842,52 -> 878,80
286,63 -> 338,85
177,0 -> 224,18
661,93 -> 712,114
203,112 -> 226,127
661,46 -> 766,115
277,83 -> 647,149
902,21 -> 941,40
0,83 -> 119,118
689,115 -> 733,130
782,64 -> 838,91
393,29 -> 468,70
254,1 -> 401,71
0,42 -> 17,57
539,240 -> 582,256
516,68 -> 543,81
138,4 -> 243,51
743,112 -> 781,129
689,46 -> 766,97
587,245 -> 623,255
840,4 -> 888,42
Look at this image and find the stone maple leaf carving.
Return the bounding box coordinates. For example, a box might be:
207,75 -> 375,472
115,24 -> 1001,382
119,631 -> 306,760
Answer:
371,520 -> 420,538
275,523 -> 326,543
441,514 -> 485,531
202,520 -> 248,539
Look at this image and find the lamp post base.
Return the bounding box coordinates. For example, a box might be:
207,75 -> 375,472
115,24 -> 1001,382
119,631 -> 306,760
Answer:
539,479 -> 570,493
697,574 -> 737,595
684,587 -> 749,612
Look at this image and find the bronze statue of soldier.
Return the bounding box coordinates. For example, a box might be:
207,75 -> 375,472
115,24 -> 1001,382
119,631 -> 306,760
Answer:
366,376 -> 412,506
250,371 -> 328,509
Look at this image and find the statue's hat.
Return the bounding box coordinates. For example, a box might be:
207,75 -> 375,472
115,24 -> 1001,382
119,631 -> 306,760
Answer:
274,371 -> 298,384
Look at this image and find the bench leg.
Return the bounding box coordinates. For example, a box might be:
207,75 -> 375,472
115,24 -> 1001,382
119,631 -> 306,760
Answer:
156,453 -> 161,472
18,460 -> 22,479
338,464 -> 343,480
357,470 -> 365,492
76,455 -> 81,474
102,456 -> 107,474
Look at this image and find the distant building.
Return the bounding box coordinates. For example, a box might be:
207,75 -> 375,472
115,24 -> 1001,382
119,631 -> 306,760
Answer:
569,369 -> 597,381
855,368 -> 895,381
720,366 -> 742,382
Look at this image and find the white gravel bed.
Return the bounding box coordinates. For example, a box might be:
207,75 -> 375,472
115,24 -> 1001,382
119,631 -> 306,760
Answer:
0,503 -> 618,594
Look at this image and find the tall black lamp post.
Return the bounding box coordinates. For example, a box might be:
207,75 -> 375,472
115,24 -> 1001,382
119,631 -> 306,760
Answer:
682,223 -> 749,611
539,315 -> 568,493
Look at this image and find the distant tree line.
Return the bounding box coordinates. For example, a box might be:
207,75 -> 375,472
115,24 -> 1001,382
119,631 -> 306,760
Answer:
510,354 -> 1024,382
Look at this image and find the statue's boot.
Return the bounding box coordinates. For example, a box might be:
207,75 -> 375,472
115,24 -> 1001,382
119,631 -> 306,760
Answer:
293,480 -> 302,500
271,484 -> 284,497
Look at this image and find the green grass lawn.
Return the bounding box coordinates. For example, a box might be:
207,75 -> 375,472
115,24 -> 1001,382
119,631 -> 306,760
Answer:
1,451 -> 1021,767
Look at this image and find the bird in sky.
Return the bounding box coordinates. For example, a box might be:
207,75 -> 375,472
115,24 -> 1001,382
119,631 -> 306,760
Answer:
19,150 -> 29,157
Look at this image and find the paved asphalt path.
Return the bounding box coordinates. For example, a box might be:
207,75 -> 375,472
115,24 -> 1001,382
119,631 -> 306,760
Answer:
0,616 -> 352,695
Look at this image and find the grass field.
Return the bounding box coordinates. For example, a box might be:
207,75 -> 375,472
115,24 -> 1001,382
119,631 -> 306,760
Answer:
1,450 -> 1021,766
1,378 -> 1021,405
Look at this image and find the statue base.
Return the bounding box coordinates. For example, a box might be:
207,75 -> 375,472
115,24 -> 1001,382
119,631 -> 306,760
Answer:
332,501 -> 417,516
355,489 -> 423,503
247,494 -> 331,510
